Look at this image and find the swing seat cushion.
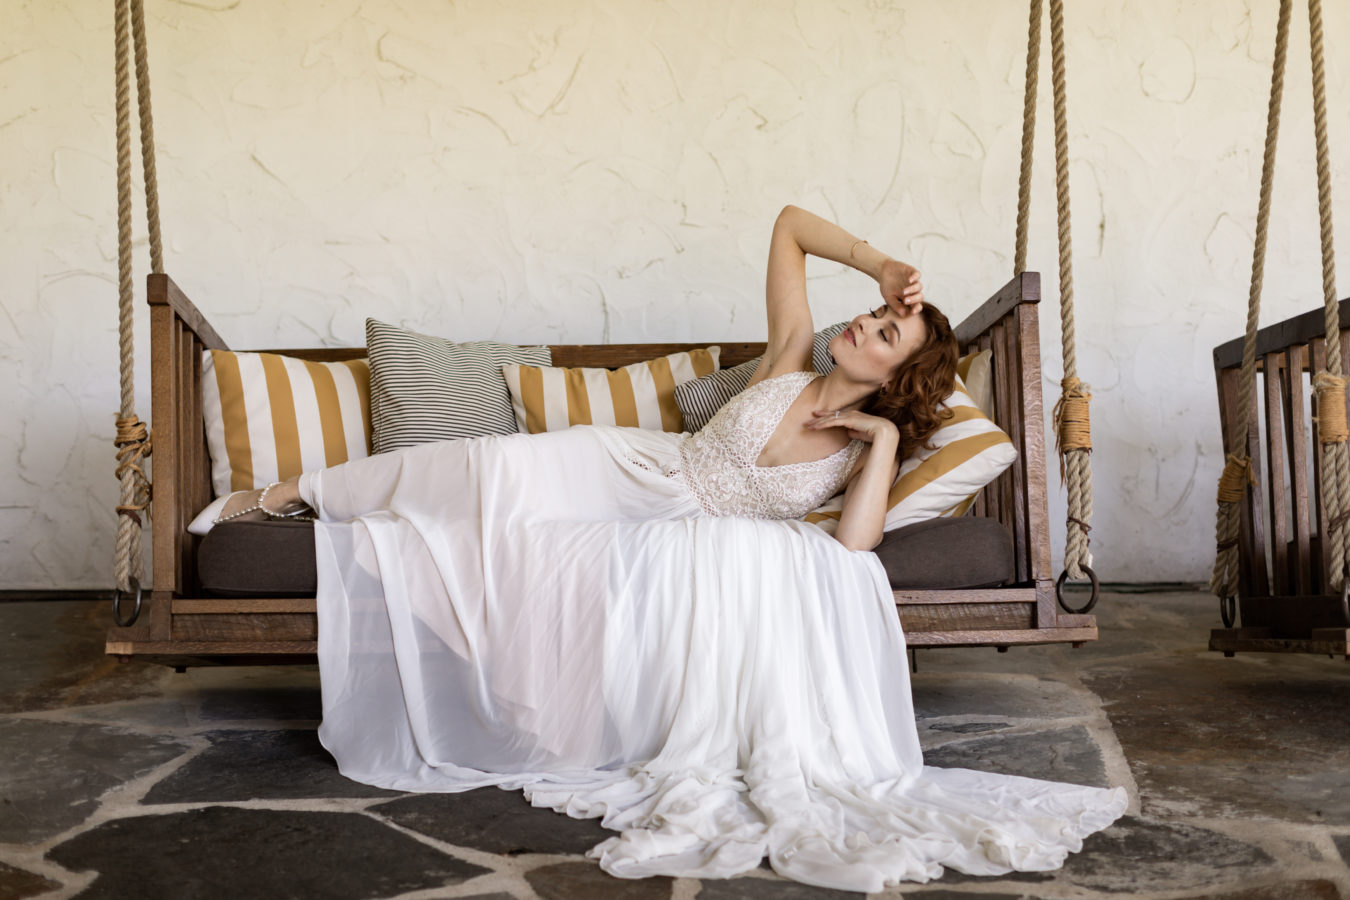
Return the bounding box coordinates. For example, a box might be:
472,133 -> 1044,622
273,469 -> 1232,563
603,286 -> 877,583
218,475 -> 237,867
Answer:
194,514 -> 1014,598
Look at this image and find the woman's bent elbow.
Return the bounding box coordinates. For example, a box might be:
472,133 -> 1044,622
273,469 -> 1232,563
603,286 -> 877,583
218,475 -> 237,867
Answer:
834,529 -> 884,552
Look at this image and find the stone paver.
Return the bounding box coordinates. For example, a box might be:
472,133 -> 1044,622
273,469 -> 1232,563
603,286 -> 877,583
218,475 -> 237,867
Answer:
1,592 -> 1347,899
142,729 -> 397,804
373,789 -> 614,855
1200,881 -> 1344,900
923,724 -> 1110,787
1080,655 -> 1350,824
0,717 -> 188,843
526,860 -> 674,899
912,673 -> 1100,720
695,874 -> 865,898
0,601 -> 167,713
1056,816 -> 1275,893
45,806 -> 490,900
0,860 -> 61,900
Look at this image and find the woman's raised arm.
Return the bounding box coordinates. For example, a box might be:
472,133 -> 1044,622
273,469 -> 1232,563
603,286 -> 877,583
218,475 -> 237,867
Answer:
752,206 -> 923,387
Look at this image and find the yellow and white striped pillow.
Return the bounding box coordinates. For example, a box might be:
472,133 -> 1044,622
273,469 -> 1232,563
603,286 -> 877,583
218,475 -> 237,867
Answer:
804,352 -> 1015,533
502,348 -> 721,434
201,350 -> 372,496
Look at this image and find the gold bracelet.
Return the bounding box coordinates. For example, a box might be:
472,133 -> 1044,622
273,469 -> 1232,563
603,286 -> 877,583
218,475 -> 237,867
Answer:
849,239 -> 868,261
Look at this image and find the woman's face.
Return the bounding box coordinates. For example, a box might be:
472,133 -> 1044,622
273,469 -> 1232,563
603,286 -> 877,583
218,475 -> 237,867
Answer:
829,304 -> 927,389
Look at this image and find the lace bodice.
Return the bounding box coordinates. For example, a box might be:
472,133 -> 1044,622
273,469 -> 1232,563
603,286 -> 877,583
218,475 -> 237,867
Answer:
676,371 -> 864,519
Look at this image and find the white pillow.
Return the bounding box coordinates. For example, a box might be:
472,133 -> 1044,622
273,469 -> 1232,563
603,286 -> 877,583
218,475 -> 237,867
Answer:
804,369 -> 1017,533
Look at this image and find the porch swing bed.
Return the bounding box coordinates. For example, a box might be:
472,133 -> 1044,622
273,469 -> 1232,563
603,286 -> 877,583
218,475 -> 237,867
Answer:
105,271 -> 1100,668
103,0 -> 1102,668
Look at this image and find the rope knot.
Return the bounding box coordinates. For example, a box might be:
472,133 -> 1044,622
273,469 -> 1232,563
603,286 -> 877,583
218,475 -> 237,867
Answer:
1312,370 -> 1349,444
1216,452 -> 1255,505
1052,376 -> 1092,478
114,415 -> 153,525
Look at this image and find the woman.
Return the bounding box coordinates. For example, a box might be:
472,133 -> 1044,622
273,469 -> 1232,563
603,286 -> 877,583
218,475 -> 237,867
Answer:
214,206 -> 1126,892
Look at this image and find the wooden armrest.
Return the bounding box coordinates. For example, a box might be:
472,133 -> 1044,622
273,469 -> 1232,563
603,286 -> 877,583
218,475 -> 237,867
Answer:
1213,295 -> 1350,370
148,274 -> 228,350
954,272 -> 1040,347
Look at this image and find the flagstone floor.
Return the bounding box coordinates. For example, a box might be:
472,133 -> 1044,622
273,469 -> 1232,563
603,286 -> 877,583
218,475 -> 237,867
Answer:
1,590 -> 1347,899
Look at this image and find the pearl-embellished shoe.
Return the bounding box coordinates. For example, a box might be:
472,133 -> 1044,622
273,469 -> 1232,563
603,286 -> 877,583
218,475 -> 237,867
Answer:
213,482 -> 315,526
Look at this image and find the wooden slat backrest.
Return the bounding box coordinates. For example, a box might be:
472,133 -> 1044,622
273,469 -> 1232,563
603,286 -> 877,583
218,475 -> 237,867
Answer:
1283,344 -> 1313,593
954,273 -> 1053,607
1213,298 -> 1350,600
1264,350 -> 1289,594
149,271 -> 1051,602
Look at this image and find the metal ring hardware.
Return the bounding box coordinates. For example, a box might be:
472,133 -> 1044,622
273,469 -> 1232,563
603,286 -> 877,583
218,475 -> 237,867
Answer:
1055,565 -> 1100,615
112,577 -> 143,628
1220,594 -> 1237,629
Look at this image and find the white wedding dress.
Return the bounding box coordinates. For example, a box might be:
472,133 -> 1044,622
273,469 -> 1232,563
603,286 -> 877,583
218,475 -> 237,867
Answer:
297,371 -> 1126,892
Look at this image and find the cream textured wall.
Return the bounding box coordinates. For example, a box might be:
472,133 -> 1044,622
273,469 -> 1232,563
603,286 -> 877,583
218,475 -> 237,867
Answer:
3,0 -> 1348,588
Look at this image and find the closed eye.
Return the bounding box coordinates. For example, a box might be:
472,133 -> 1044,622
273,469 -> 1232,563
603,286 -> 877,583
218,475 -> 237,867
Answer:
871,308 -> 898,343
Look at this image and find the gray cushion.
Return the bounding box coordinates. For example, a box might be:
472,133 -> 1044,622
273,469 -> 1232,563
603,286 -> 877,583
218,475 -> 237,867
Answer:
872,516 -> 1013,590
197,520 -> 317,598
197,515 -> 1012,598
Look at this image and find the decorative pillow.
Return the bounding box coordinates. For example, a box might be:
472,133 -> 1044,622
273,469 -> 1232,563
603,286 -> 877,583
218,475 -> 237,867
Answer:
367,319 -> 551,453
201,350 -> 372,496
957,348 -> 994,418
803,366 -> 1017,534
674,322 -> 849,432
502,348 -> 721,434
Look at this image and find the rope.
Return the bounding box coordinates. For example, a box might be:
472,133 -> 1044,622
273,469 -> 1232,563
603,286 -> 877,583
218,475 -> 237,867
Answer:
130,0 -> 163,273
1314,372 -> 1349,442
1308,0 -> 1350,590
1014,0 -> 1042,275
1210,0 -> 1291,602
1047,0 -> 1093,580
1216,454 -> 1256,505
1052,376 -> 1092,477
111,0 -> 161,597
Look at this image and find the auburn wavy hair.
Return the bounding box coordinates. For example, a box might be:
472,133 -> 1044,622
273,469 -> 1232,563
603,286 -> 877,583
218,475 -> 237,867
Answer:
863,302 -> 959,461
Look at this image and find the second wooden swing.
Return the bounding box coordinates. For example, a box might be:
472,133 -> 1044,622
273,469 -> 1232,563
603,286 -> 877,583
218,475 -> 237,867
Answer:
1209,0 -> 1350,660
105,0 -> 1103,667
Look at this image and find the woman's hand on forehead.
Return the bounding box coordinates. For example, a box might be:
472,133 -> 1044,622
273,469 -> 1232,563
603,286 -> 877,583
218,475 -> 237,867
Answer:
879,259 -> 924,317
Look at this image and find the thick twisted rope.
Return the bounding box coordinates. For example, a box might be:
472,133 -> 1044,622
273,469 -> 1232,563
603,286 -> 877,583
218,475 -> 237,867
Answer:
1014,0 -> 1042,275
130,0 -> 163,273
1210,0 -> 1291,601
112,0 -> 161,598
1307,0 -> 1350,591
1047,0 -> 1093,580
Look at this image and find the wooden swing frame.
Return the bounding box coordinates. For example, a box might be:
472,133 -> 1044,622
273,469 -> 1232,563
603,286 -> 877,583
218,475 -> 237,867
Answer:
1206,0 -> 1350,660
104,270 -> 1098,668
1209,302 -> 1350,659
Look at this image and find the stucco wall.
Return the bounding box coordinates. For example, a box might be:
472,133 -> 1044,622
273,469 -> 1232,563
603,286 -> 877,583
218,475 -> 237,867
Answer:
4,0 -> 1348,587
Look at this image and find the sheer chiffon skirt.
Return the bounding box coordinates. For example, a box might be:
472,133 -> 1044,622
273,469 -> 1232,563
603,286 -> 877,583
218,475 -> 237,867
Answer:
299,425 -> 1126,892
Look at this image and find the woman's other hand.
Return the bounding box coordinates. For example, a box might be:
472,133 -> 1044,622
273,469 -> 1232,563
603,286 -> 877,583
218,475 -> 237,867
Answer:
808,408 -> 900,446
879,259 -> 923,317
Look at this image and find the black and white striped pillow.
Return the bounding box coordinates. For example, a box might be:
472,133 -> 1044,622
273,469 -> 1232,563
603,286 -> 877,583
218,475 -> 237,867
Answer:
673,322 -> 848,433
366,319 -> 552,453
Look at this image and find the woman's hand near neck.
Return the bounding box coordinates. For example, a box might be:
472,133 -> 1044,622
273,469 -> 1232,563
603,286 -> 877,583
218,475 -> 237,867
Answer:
813,369 -> 880,417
